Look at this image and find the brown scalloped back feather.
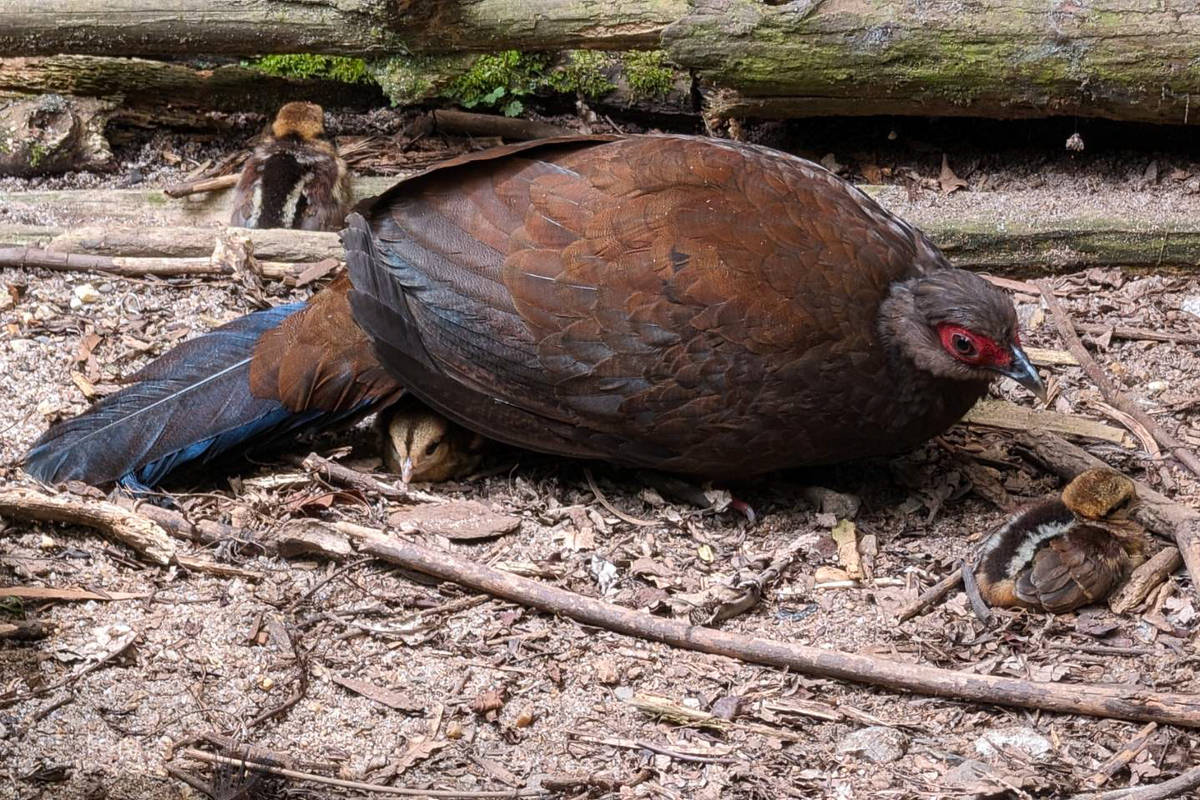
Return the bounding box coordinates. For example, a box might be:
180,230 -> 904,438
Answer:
250,274 -> 403,413
346,135 -> 995,478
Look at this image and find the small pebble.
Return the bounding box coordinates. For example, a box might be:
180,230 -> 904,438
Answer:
1146,380 -> 1168,395
73,283 -> 101,304
837,726 -> 909,763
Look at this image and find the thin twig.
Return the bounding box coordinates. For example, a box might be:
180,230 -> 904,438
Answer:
959,558 -> 994,623
347,528 -> 1200,727
1070,763 -> 1200,800
178,749 -> 540,797
1037,279 -> 1200,479
1086,722 -> 1158,788
162,173 -> 239,198
897,567 -> 963,622
583,467 -> 657,527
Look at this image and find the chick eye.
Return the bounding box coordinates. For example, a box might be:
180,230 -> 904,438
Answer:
424,440 -> 441,457
951,333 -> 977,357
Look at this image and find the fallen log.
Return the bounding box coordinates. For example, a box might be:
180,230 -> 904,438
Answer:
0,55 -> 384,115
6,184 -> 1200,276
6,2 -> 1200,125
0,0 -> 680,57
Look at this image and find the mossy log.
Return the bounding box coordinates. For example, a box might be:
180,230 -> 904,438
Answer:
668,0 -> 1200,124
0,93 -> 114,175
0,0 -> 684,57
4,181 -> 1200,275
6,1 -> 1200,124
0,56 -> 385,113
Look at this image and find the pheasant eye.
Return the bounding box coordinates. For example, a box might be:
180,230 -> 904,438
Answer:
424,440 -> 441,456
952,333 -> 976,357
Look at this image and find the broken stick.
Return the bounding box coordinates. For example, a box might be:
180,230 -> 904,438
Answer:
339,527 -> 1200,727
0,244 -> 317,281
1109,547 -> 1184,614
162,173 -> 240,198
1038,279 -> 1200,479
0,487 -> 174,565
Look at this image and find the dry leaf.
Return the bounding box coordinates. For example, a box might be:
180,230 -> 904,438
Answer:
471,688 -> 506,714
939,154 -> 968,194
831,519 -> 862,579
332,674 -> 424,712
388,500 -> 520,541
392,736 -> 447,776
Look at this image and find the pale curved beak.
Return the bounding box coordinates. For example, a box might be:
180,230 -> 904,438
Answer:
998,345 -> 1047,402
400,456 -> 413,485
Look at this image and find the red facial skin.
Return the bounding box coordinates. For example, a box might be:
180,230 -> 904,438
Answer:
936,323 -> 1013,368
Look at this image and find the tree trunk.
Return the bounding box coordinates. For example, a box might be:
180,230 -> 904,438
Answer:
669,0 -> 1200,124
0,0 -> 682,57
4,1 -> 1200,124
0,56 -> 385,114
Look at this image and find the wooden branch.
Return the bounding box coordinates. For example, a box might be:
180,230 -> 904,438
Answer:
1109,548 -> 1184,615
0,487 -> 174,565
292,453 -> 409,501
1038,280 -> 1200,479
47,226 -> 343,261
962,399 -> 1130,446
162,174 -> 239,199
1013,432 -> 1200,592
896,567 -> 964,623
1074,323 -> 1200,348
1086,722 -> 1158,789
0,621 -> 50,640
340,527 -> 1200,727
0,245 -> 323,281
8,185 -> 1200,275
179,748 -> 540,798
1071,764 -> 1200,800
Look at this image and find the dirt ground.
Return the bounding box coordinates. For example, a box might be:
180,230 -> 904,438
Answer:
2,109 -> 1199,800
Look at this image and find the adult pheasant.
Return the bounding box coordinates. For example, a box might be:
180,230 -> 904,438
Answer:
26,135 -> 1044,490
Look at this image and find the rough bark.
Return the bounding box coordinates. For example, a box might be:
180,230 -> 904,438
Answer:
4,1 -> 1200,124
0,93 -> 113,175
670,0 -> 1200,124
0,55 -> 385,114
0,0 -> 683,57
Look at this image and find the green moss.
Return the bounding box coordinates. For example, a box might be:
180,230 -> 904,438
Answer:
28,142 -> 48,168
372,53 -> 475,106
442,50 -> 553,116
248,54 -> 373,84
622,50 -> 675,98
547,51 -> 617,99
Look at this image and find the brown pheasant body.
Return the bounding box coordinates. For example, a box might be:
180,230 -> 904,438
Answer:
347,135 -> 1034,479
26,134 -> 1042,490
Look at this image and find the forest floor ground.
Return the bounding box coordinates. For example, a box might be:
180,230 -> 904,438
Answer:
1,108 -> 1199,800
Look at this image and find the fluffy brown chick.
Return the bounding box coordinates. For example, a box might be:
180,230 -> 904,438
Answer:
974,469 -> 1144,614
378,400 -> 484,484
230,102 -> 351,232
974,500 -> 1130,613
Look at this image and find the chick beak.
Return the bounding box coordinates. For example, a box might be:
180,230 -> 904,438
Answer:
400,456 -> 414,485
998,345 -> 1047,402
